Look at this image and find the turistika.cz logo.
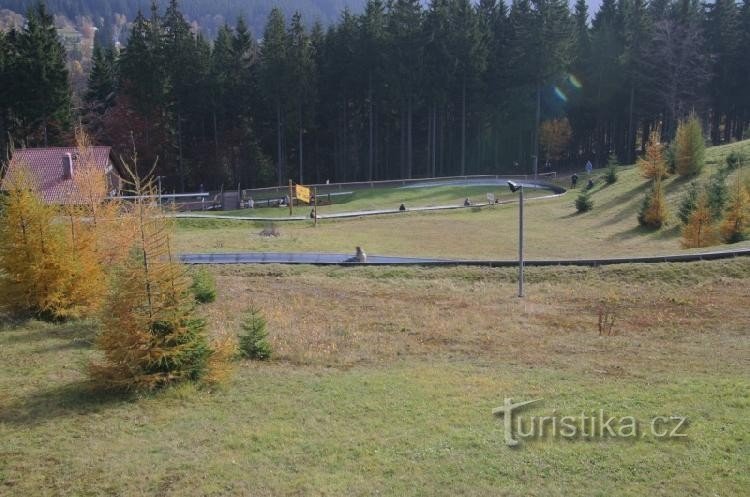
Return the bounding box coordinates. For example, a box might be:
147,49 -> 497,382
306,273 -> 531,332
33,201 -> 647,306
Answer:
492,398 -> 688,447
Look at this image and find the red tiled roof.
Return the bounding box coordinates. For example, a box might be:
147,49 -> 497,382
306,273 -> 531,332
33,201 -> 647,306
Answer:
1,146 -> 114,204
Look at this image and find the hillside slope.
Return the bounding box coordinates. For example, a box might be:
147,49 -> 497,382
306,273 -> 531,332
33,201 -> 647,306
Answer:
1,0 -> 366,39
174,139 -> 750,259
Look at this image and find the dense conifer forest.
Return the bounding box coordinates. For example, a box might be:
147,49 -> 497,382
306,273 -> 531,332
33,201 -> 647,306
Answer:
1,0 -> 748,190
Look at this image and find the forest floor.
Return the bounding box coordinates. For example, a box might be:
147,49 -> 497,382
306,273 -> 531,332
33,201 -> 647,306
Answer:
174,139 -> 750,259
1,261 -> 749,496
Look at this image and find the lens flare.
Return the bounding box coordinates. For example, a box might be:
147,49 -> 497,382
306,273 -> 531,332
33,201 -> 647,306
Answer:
554,87 -> 568,102
568,74 -> 583,89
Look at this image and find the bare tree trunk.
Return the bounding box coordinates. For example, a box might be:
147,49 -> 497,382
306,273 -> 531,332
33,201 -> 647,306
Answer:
432,106 -> 437,177
400,109 -> 406,179
212,108 -> 219,165
626,84 -> 636,164
426,104 -> 432,177
276,101 -> 283,186
177,110 -> 185,192
532,83 -> 541,177
298,107 -> 304,184
407,95 -> 413,179
368,72 -> 374,181
461,79 -> 466,175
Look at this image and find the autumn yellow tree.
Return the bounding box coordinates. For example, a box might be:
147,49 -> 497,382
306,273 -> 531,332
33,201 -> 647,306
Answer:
674,113 -> 706,176
638,176 -> 668,229
0,166 -> 72,319
539,118 -> 573,162
70,128 -> 133,266
720,172 -> 749,243
682,192 -> 718,248
89,160 -> 230,390
638,131 -> 668,180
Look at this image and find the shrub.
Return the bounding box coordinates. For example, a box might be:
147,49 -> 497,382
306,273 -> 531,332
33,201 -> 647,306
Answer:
575,190 -> 593,213
666,142 -> 676,174
637,131 -> 668,180
191,268 -> 216,304
239,307 -> 272,360
682,193 -> 718,248
259,223 -> 280,237
725,151 -> 744,170
706,171 -> 729,220
604,154 -> 618,185
674,114 -> 706,176
638,179 -> 667,229
677,182 -> 700,225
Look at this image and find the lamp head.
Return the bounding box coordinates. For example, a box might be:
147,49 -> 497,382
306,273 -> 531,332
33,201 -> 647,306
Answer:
507,180 -> 522,193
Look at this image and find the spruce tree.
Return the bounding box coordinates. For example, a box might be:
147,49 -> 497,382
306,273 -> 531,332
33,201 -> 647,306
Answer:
260,8 -> 289,186
85,43 -> 117,113
14,3 -> 71,146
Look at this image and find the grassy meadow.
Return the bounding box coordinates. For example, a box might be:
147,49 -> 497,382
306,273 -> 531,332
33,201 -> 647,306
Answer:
2,260 -> 749,496
214,183 -> 551,218
2,140 -> 749,496
174,140 -> 750,259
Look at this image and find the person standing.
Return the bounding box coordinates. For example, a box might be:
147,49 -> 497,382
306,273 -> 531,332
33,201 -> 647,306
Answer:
355,247 -> 367,263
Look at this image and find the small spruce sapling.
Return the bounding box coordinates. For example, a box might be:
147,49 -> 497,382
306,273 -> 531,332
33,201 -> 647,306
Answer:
239,307 -> 272,360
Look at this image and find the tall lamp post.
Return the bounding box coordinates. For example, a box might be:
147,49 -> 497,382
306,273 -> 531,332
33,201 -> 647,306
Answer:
507,181 -> 524,297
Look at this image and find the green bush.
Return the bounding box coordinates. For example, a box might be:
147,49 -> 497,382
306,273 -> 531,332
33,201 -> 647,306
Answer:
575,190 -> 593,213
706,171 -> 729,220
239,307 -> 272,360
666,142 -> 676,174
604,166 -> 618,185
604,154 -> 619,185
678,182 -> 700,225
191,268 -> 217,304
725,151 -> 744,170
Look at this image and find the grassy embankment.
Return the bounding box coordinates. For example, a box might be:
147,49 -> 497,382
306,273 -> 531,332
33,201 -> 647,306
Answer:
213,184 -> 550,218
174,139 -> 750,259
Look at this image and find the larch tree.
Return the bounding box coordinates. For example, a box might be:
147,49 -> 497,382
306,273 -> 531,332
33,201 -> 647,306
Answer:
89,160 -> 224,391
0,165 -> 68,318
637,131 -> 668,180
674,113 -> 706,176
720,171 -> 749,243
638,176 -> 668,229
682,191 -> 718,248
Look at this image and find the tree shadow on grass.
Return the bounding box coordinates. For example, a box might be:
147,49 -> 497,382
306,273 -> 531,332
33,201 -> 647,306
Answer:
0,381 -> 135,427
1,320 -> 98,346
664,174 -> 697,195
594,181 -> 651,212
609,223 -> 680,242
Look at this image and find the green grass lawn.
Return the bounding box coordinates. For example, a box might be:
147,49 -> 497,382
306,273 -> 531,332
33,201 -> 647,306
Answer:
174,139 -> 750,258
1,260 -> 749,496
